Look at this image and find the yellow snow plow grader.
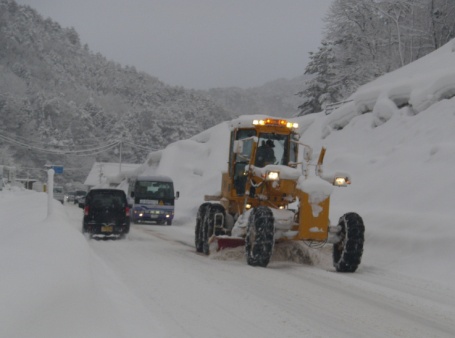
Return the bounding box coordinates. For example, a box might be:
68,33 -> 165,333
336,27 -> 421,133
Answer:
195,117 -> 364,271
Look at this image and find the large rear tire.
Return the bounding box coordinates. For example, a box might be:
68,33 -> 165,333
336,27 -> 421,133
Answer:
333,212 -> 365,272
202,204 -> 226,255
195,203 -> 211,253
245,206 -> 275,267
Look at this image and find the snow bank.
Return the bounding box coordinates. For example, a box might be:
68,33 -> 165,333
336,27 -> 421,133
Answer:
0,191 -> 165,338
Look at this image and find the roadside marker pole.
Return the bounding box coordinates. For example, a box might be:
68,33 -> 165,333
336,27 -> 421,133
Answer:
47,169 -> 54,218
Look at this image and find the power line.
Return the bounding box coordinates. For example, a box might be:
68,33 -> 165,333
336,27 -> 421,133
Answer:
123,140 -> 158,151
0,130 -> 159,155
16,166 -> 84,172
0,132 -> 120,155
0,128 -> 120,149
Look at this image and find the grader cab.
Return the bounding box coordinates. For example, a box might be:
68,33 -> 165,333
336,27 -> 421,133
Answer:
195,117 -> 364,271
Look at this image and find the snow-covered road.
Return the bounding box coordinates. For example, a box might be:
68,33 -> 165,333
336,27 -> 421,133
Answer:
65,204 -> 455,338
4,37 -> 455,338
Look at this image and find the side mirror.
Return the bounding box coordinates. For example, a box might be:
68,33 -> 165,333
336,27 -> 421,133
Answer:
78,203 -> 84,209
175,191 -> 180,200
303,147 -> 313,162
130,191 -> 135,198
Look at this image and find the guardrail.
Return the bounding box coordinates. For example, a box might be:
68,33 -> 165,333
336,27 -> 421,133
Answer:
324,100 -> 353,115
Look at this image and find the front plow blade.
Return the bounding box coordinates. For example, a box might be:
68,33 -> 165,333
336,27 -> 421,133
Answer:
209,236 -> 245,252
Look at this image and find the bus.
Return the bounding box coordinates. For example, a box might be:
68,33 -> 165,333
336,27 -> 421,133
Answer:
129,175 -> 179,225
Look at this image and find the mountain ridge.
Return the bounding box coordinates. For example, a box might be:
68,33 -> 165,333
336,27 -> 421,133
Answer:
0,0 -> 232,184
0,0 -> 308,186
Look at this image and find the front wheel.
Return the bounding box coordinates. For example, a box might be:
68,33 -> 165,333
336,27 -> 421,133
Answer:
201,204 -> 226,255
245,206 -> 275,267
333,212 -> 365,272
195,203 -> 211,253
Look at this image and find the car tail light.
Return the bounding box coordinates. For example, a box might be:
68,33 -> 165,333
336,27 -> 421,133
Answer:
125,206 -> 130,217
84,206 -> 89,216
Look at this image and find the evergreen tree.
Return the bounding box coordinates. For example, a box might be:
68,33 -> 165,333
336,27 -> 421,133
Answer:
297,41 -> 338,115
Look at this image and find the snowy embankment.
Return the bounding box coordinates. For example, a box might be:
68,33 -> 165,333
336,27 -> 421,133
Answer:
0,190 -> 164,338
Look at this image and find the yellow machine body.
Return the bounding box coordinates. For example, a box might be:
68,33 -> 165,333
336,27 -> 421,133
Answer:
198,117 -> 363,272
204,117 -> 335,242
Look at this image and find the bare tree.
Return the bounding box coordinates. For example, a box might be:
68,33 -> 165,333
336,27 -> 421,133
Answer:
428,0 -> 455,49
297,0 -> 455,116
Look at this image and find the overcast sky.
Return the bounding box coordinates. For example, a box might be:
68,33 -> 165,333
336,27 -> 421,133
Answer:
15,0 -> 332,89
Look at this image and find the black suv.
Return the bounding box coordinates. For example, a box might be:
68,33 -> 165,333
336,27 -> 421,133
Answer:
80,189 -> 130,238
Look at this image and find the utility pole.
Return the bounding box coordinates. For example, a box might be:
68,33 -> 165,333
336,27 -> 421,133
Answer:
119,140 -> 122,174
99,164 -> 103,184
47,168 -> 54,218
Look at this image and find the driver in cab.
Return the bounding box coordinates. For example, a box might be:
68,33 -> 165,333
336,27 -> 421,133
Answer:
255,139 -> 276,167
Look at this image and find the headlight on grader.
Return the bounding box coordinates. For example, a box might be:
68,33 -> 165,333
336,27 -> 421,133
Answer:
334,176 -> 351,187
266,171 -> 280,181
286,122 -> 299,129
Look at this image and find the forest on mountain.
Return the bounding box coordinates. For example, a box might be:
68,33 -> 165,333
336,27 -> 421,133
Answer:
2,0 -> 455,185
298,0 -> 455,115
0,0 -> 233,183
200,74 -> 311,119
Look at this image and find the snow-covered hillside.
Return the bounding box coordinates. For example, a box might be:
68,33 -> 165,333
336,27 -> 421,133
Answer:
145,39 -> 455,286
1,40 -> 455,337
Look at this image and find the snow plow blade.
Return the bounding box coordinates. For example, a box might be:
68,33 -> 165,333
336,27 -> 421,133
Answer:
209,236 -> 245,252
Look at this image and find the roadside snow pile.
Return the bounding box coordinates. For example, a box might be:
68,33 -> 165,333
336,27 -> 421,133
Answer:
0,190 -> 165,338
324,39 -> 455,135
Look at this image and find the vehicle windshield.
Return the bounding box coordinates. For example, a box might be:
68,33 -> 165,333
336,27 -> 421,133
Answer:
135,181 -> 174,199
87,191 -> 126,208
254,133 -> 289,167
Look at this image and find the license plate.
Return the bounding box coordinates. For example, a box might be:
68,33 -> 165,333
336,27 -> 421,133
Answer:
101,225 -> 113,232
149,215 -> 158,219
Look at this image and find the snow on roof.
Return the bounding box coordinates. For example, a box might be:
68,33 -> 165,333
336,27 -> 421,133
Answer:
136,175 -> 173,182
229,114 -> 300,130
229,115 -> 270,129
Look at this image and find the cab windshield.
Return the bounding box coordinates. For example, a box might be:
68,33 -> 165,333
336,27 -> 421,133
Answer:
134,181 -> 174,199
254,133 -> 289,167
